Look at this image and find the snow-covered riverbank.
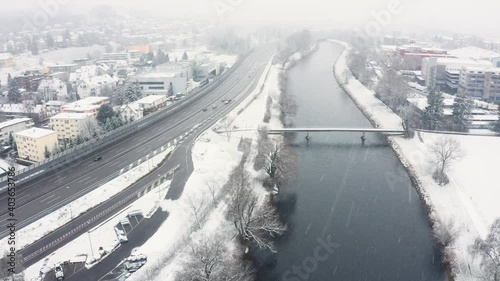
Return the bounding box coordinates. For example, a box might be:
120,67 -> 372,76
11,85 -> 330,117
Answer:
331,39 -> 500,281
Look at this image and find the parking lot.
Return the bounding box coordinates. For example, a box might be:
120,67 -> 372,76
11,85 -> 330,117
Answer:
99,262 -> 129,281
114,213 -> 144,235
43,261 -> 86,281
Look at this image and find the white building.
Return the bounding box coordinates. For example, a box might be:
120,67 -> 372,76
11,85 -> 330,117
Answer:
50,112 -> 94,140
118,95 -> 168,121
14,128 -> 58,162
156,62 -> 194,81
77,75 -> 115,99
458,66 -> 500,102
421,57 -> 492,90
0,118 -> 34,145
134,71 -> 188,96
119,103 -> 143,121
37,78 -> 68,101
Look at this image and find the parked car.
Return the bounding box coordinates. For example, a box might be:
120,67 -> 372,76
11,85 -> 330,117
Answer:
54,263 -> 64,280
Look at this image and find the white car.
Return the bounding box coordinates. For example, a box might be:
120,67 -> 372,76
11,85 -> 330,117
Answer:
54,263 -> 64,280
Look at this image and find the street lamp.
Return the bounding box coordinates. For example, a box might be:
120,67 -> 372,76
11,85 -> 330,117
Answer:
87,231 -> 95,258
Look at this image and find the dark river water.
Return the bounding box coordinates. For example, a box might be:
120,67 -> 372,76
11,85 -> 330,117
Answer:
255,42 -> 446,281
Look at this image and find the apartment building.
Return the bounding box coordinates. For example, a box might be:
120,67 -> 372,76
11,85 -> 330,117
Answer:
50,112 -> 94,140
0,118 -> 34,145
421,57 -> 492,91
134,71 -> 188,96
458,66 -> 500,102
14,70 -> 46,92
61,97 -> 110,116
14,128 -> 58,162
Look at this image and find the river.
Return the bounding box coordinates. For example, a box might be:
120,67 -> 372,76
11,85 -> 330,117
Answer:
254,42 -> 446,281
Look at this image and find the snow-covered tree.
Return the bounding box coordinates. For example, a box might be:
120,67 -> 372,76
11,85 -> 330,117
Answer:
424,87 -> 445,130
182,51 -> 189,61
429,137 -> 463,185
471,219 -> 500,281
96,104 -> 114,125
259,137 -> 297,193
44,145 -> 51,159
7,78 -> 21,104
374,69 -> 409,110
168,82 -> 174,96
226,168 -> 287,252
177,234 -> 255,281
123,81 -> 142,104
452,91 -> 474,132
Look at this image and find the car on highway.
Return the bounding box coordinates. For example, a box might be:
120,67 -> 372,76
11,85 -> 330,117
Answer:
202,107 -> 208,112
212,104 -> 217,109
94,156 -> 102,161
54,263 -> 64,280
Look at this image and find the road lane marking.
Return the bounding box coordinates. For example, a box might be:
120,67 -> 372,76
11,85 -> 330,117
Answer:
39,194 -> 55,203
77,175 -> 92,184
45,195 -> 61,205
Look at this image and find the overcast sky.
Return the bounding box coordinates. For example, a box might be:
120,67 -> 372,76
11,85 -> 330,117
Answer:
7,0 -> 500,38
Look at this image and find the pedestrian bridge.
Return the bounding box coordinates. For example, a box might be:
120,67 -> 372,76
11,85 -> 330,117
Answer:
267,127 -> 405,135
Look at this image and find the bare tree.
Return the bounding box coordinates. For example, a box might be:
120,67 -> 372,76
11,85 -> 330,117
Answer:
221,116 -> 234,142
177,234 -> 255,281
81,118 -> 100,139
262,139 -> 297,193
471,219 -> 500,281
429,137 -> 463,185
398,105 -> 417,138
185,194 -> 208,230
205,176 -> 220,207
434,219 -> 459,265
226,167 -> 287,253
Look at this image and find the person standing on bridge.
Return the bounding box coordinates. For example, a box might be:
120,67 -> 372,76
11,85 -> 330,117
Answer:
360,132 -> 366,146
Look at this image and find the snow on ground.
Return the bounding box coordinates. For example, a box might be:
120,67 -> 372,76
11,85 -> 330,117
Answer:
332,39 -> 500,280
1,146 -> 173,254
24,179 -> 172,281
125,55 -> 278,281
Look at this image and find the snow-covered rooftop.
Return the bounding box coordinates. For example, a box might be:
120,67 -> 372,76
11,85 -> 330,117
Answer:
62,97 -> 109,110
137,72 -> 177,78
449,46 -> 500,60
136,95 -> 167,105
0,118 -> 33,130
15,127 -> 57,139
50,112 -> 93,120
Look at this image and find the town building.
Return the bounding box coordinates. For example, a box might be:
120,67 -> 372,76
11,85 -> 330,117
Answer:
0,118 -> 34,145
14,70 -> 46,92
156,61 -> 194,80
50,112 -> 94,140
37,78 -> 68,101
118,95 -> 168,121
134,71 -> 188,96
396,45 -> 451,70
458,66 -> 500,102
421,57 -> 492,91
14,128 -> 58,162
60,97 -> 109,116
0,53 -> 15,68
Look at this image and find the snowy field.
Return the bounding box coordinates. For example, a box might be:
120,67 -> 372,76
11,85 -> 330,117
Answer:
332,39 -> 500,280
124,55 -> 278,281
2,146 -> 173,255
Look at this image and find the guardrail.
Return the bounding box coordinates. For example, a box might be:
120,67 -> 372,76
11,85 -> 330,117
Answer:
0,48 -> 259,191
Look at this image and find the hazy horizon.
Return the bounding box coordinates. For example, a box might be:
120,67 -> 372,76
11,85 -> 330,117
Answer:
3,0 -> 500,39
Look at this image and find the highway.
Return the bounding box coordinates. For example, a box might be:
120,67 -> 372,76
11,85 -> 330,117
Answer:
11,45 -> 275,269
